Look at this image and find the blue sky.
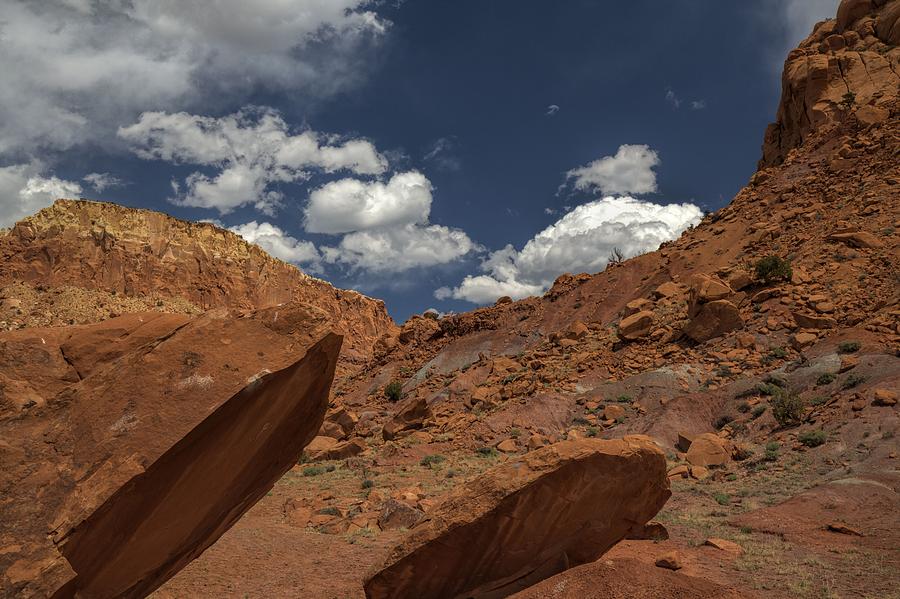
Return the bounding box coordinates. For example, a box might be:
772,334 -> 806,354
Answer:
0,0 -> 838,321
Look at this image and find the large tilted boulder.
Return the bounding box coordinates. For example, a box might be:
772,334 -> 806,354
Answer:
0,306 -> 341,598
364,436 -> 670,599
382,395 -> 432,440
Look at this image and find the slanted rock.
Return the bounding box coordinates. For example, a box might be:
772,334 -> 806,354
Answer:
49,334 -> 341,599
619,311 -> 655,340
364,436 -> 670,599
382,395 -> 432,440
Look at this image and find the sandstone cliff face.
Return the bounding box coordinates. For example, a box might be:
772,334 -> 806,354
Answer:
759,0 -> 900,167
0,199 -> 396,369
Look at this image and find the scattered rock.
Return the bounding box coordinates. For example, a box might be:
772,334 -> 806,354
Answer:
378,499 -> 426,531
619,311 -> 655,340
686,433 -> 731,467
382,395 -> 432,440
655,551 -> 683,570
704,538 -> 744,556
683,300 -> 743,342
826,522 -> 863,536
872,389 -> 898,406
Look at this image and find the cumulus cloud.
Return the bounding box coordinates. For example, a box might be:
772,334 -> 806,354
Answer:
0,163 -> 82,227
229,221 -> 320,267
322,223 -> 477,273
438,196 -> 702,304
83,172 -> 125,192
118,107 -> 387,214
305,171 -> 431,234
545,104 -> 560,116
0,0 -> 388,158
565,144 -> 659,197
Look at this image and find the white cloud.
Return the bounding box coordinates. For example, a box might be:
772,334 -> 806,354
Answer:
565,144 -> 659,196
423,137 -> 461,172
83,172 -> 125,192
546,104 -> 560,116
304,171 -> 431,234
691,100 -> 707,110
118,107 -> 387,214
229,221 -> 320,267
439,196 -> 702,304
322,223 -> 477,273
0,0 -> 388,158
0,163 -> 82,227
665,89 -> 682,109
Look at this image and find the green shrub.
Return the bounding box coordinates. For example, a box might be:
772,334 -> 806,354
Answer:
769,387 -> 804,426
475,446 -> 499,458
420,454 -> 446,467
810,396 -> 829,406
616,394 -> 632,403
838,341 -> 861,354
751,405 -> 766,419
713,492 -> 731,506
817,373 -> 836,386
586,426 -> 599,438
764,441 -> 779,461
302,465 -> 326,477
798,430 -> 827,448
754,255 -> 793,285
384,380 -> 403,402
769,346 -> 788,359
715,415 -> 734,430
737,401 -> 751,413
842,373 -> 866,389
361,479 -> 374,489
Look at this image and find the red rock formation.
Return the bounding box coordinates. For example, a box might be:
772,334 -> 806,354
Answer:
759,0 -> 900,168
0,306 -> 341,598
0,199 -> 396,369
364,436 -> 670,599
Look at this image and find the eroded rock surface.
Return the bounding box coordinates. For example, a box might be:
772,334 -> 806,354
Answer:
364,436 -> 670,599
0,306 -> 342,598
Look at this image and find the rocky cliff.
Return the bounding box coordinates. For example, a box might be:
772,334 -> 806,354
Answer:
760,0 -> 900,167
0,199 -> 397,370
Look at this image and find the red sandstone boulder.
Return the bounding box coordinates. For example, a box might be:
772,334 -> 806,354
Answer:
619,311 -> 655,340
683,300 -> 743,342
686,433 -> 732,467
364,436 -> 670,599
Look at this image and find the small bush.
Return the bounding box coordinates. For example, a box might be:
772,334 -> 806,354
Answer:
810,396 -> 829,406
384,380 -> 403,402
616,394 -> 632,403
798,430 -> 827,448
754,255 -> 793,285
769,346 -> 788,359
715,415 -> 734,430
420,454 -> 446,467
737,401 -> 751,413
769,387 -> 804,426
586,426 -> 599,438
842,373 -> 866,389
751,405 -> 766,419
475,446 -> 499,458
713,492 -> 731,506
361,479 -> 374,489
838,341 -> 861,354
764,441 -> 779,461
302,465 -> 326,477
817,373 -> 836,386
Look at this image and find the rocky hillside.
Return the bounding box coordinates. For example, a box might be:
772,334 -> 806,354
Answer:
163,2 -> 893,596
1,2 -> 898,598
0,199 -> 397,370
